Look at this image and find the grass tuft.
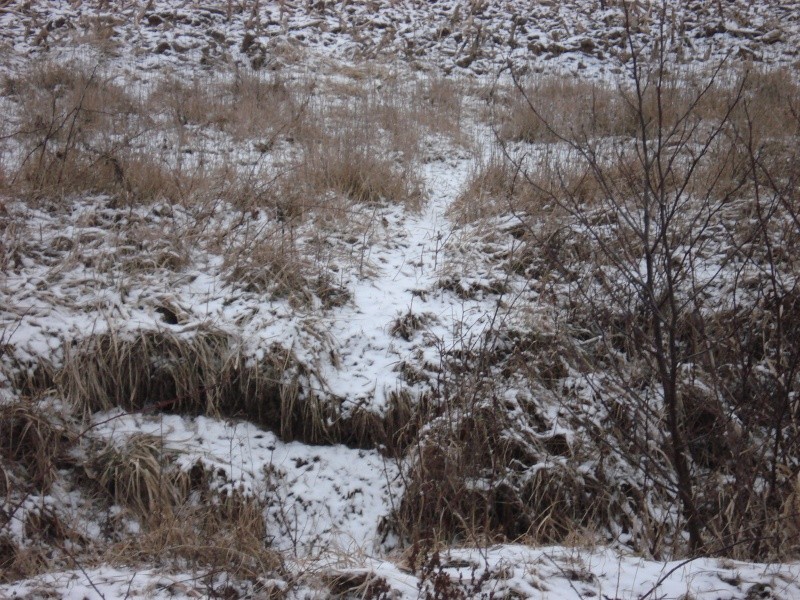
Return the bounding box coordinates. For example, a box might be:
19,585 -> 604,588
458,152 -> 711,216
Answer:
87,433 -> 189,522
0,397 -> 75,493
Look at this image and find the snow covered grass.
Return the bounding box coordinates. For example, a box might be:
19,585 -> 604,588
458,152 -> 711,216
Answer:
3,1 -> 800,598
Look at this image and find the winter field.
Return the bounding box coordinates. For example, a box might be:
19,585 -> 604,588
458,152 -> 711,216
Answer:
1,1 -> 800,598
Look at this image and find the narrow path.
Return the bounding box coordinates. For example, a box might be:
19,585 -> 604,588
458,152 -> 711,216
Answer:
319,154 -> 478,413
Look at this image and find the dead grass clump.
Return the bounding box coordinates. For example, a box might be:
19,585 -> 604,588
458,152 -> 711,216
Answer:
412,76 -> 466,140
5,62 -> 277,207
438,274 -> 510,300
703,476 -> 800,561
222,225 -> 341,304
634,66 -> 799,146
451,151 -> 606,228
11,61 -> 139,128
83,435 -> 282,584
58,327 -> 236,415
58,328 -> 318,439
322,570 -> 392,599
390,311 -> 433,342
301,135 -> 423,208
9,60 -> 146,200
57,329 -> 310,437
500,66 -> 799,152
499,77 -> 636,143
109,491 -> 282,585
736,67 -> 800,144
0,496 -> 85,584
451,155 -> 528,224
13,139 -> 236,207
0,536 -> 50,584
56,328 -> 411,449
149,76 -> 230,129
87,433 -> 189,522
0,397 -> 75,492
289,76 -> 426,211
337,389 -> 422,455
148,71 -> 305,141
104,155 -> 234,207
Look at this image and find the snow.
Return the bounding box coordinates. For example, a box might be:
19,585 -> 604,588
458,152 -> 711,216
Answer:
5,545 -> 799,599
317,153 -> 484,410
88,411 -> 401,557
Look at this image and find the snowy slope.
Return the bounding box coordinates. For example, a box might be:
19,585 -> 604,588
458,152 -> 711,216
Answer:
2,1 -> 800,599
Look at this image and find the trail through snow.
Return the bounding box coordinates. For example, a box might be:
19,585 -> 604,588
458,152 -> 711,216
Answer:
320,152 -> 482,411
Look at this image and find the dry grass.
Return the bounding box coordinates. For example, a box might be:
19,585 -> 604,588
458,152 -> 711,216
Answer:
87,433 -> 190,522
450,154 -> 532,224
387,394 -> 630,547
300,134 -> 422,207
0,397 -> 75,493
56,327 -> 317,442
148,70 -> 307,142
4,39 -> 800,568
2,57 -> 427,322
322,569 -> 392,598
54,327 -> 420,452
57,326 -> 237,416
82,432 -> 283,588
0,536 -> 52,584
221,221 -> 333,303
108,492 -> 282,586
412,75 -> 467,141
289,84 -> 426,211
4,60 -> 309,208
7,60 -> 145,200
497,65 -> 800,151
498,76 -> 636,143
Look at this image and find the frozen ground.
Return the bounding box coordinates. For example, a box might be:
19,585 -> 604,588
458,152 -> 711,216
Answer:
2,1 -> 800,598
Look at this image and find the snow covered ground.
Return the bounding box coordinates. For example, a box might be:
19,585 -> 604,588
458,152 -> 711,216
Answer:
4,544 -> 800,599
2,1 -> 800,598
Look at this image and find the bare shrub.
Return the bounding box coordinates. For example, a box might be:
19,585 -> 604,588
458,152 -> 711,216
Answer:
490,3 -> 800,559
